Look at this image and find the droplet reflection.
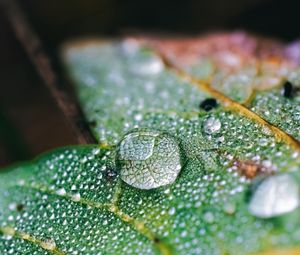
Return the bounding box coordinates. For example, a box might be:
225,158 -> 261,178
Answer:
116,129 -> 182,189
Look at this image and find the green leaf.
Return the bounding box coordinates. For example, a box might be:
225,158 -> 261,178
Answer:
1,32 -> 300,254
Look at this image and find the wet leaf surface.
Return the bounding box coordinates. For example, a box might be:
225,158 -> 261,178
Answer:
1,32 -> 300,254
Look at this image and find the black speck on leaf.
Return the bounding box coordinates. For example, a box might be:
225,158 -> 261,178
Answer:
199,98 -> 218,111
282,80 -> 293,98
16,204 -> 24,212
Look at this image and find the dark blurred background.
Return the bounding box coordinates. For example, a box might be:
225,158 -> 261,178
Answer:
0,0 -> 299,167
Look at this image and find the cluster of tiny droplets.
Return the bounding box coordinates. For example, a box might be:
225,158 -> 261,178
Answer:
64,41 -> 300,253
67,41 -> 210,144
211,66 -> 257,102
251,90 -> 300,140
0,148 -> 158,254
200,58 -> 300,141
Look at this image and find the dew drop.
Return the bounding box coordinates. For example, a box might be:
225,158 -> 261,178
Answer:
121,39 -> 139,56
131,55 -> 164,76
223,201 -> 236,215
8,203 -> 16,211
71,193 -> 81,202
168,207 -> 176,215
258,138 -> 269,147
203,211 -> 214,223
116,129 -> 182,189
248,174 -> 300,218
203,117 -> 221,134
56,188 -> 66,196
40,238 -> 56,251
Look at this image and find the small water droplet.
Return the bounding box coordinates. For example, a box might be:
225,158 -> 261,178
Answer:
258,138 -> 269,147
203,117 -> 221,134
134,113 -> 143,122
131,55 -> 164,76
216,135 -> 225,143
56,188 -> 66,196
168,207 -> 176,215
223,202 -> 236,215
116,129 -> 182,189
71,193 -> 81,202
8,203 -> 16,211
203,211 -> 214,223
248,174 -> 300,218
41,238 -> 56,251
121,39 -> 139,56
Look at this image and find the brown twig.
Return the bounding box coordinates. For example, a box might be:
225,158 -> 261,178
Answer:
1,0 -> 96,144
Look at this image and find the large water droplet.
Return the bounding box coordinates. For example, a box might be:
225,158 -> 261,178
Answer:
248,174 -> 300,218
116,129 -> 182,189
203,117 -> 221,134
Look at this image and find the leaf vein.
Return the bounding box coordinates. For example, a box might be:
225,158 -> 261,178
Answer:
159,54 -> 300,152
0,226 -> 66,255
16,183 -> 173,255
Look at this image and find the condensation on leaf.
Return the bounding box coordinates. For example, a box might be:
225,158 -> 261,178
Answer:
3,33 -> 300,255
116,129 -> 182,189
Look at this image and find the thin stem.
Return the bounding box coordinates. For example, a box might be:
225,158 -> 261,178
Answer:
1,0 -> 96,144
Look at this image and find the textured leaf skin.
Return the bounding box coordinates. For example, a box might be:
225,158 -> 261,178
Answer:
1,32 -> 300,254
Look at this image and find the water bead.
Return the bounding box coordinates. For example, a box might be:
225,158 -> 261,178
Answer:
203,117 -> 221,134
248,174 -> 300,218
40,238 -> 57,251
130,54 -> 164,76
116,129 -> 182,189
